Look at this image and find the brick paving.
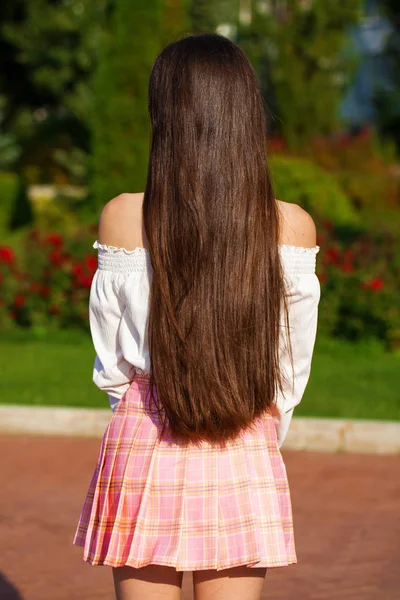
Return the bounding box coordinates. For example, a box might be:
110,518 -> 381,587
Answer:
0,434 -> 399,600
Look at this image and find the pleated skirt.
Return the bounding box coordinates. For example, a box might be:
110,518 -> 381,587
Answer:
73,374 -> 297,571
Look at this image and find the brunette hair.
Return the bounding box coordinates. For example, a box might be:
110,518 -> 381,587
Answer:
143,33 -> 288,445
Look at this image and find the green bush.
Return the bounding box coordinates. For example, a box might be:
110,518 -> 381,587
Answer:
89,0 -> 163,210
0,172 -> 19,236
269,155 -> 357,224
9,177 -> 34,230
316,220 -> 400,351
306,128 -> 400,213
0,226 -> 97,334
31,188 -> 95,233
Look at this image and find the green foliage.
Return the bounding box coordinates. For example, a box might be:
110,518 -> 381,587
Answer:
1,1 -> 192,189
30,188 -> 92,233
304,127 -> 400,213
9,177 -> 34,230
375,88 -> 400,156
374,0 -> 400,154
52,147 -> 88,187
89,0 -> 164,210
0,227 -> 97,333
0,172 -> 19,237
316,219 -> 400,351
239,0 -> 363,148
1,0 -> 107,183
0,96 -> 20,170
162,0 -> 191,44
2,0 -> 105,123
190,0 -> 238,33
269,154 -> 357,224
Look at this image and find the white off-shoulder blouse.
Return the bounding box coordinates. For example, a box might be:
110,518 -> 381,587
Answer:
89,241 -> 320,447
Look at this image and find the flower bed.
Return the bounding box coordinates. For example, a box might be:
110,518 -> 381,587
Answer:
1,221 -> 399,350
316,219 -> 400,350
0,227 -> 97,332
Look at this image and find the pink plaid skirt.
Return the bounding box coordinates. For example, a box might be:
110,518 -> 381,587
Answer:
73,374 -> 296,571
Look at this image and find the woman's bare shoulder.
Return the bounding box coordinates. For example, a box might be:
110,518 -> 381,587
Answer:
276,199 -> 317,248
97,192 -> 147,250
96,194 -> 316,251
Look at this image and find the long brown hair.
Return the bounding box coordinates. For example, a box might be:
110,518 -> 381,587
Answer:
143,33 -> 287,446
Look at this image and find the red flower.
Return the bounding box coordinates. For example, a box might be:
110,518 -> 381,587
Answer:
80,275 -> 93,289
46,232 -> 64,247
343,250 -> 354,262
326,247 -> 340,265
323,220 -> 333,231
30,281 -> 42,294
49,305 -> 60,315
41,285 -> 51,299
49,249 -> 63,267
73,262 -> 83,276
0,246 -> 15,264
361,278 -> 384,291
318,273 -> 327,283
341,263 -> 354,273
14,295 -> 25,308
85,254 -> 97,273
370,278 -> 384,291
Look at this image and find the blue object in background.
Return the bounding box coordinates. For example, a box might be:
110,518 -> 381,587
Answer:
340,0 -> 392,126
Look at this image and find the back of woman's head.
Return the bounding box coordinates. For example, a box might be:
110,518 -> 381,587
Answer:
143,33 -> 286,446
148,33 -> 267,181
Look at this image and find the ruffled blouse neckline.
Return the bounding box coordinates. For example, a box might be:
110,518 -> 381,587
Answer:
93,241 -> 320,255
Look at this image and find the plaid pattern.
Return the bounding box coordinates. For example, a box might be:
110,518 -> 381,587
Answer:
73,374 -> 297,571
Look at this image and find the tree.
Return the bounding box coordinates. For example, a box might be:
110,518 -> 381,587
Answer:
89,0 -> 165,210
0,1 -> 38,129
0,97 -> 20,171
1,0 -> 109,183
239,0 -> 363,148
374,0 -> 400,153
190,0 -> 239,34
161,0 -> 191,45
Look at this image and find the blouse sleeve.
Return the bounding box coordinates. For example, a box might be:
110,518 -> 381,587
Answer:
89,241 -> 149,408
272,246 -> 321,447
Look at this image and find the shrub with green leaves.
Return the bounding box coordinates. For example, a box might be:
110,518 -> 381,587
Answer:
306,128 -> 400,214
269,155 -> 357,224
0,172 -> 19,237
0,227 -> 97,334
89,0 -> 164,210
316,220 -> 400,350
239,0 -> 363,148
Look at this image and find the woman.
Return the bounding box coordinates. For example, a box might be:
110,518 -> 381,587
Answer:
73,33 -> 320,600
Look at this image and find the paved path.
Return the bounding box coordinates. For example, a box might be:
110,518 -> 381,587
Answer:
0,435 -> 399,600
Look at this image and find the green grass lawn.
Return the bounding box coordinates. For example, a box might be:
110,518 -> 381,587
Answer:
0,330 -> 399,420
296,337 -> 400,421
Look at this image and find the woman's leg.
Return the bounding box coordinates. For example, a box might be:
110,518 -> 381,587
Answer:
193,566 -> 267,600
112,565 -> 184,600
